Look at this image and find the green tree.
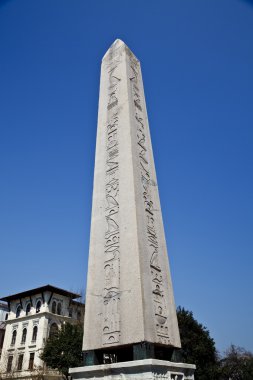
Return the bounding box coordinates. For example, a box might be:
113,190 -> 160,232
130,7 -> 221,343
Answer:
219,344 -> 253,380
176,306 -> 220,380
40,322 -> 83,379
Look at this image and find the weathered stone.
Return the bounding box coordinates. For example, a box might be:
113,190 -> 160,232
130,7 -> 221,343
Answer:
70,359 -> 195,380
83,39 -> 181,352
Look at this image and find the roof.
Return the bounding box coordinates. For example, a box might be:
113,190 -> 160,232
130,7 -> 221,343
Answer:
70,299 -> 85,307
0,285 -> 81,302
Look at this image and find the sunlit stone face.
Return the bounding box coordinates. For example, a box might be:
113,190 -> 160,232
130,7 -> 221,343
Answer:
83,39 -> 181,351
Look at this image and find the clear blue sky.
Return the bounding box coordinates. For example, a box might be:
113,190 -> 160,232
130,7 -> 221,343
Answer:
0,0 -> 252,354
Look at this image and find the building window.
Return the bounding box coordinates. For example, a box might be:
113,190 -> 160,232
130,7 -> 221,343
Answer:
57,303 -> 62,315
17,354 -> 24,371
5,313 -> 8,321
11,330 -> 17,345
21,328 -> 27,344
0,332 -> 4,348
77,311 -> 81,321
7,356 -> 13,372
49,323 -> 58,338
16,305 -> 21,318
52,301 -> 56,314
36,300 -> 41,313
28,352 -> 35,370
68,308 -> 73,318
32,326 -> 38,342
26,303 -> 31,316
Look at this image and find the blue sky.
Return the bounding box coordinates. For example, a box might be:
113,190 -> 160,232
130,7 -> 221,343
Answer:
0,0 -> 252,354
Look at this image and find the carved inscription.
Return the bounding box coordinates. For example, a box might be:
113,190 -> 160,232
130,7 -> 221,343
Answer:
107,65 -> 121,110
152,373 -> 183,380
129,56 -> 170,345
103,59 -> 121,345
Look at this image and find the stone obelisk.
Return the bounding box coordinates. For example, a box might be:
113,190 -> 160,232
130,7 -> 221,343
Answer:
70,39 -> 195,380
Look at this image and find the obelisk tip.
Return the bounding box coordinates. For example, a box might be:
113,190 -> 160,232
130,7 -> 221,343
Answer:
102,38 -> 136,61
112,38 -> 125,47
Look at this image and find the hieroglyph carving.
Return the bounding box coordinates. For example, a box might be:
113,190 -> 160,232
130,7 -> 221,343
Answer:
103,57 -> 121,345
152,375 -> 184,380
128,53 -> 170,345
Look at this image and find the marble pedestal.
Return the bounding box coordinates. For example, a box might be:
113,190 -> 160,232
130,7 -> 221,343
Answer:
69,359 -> 196,380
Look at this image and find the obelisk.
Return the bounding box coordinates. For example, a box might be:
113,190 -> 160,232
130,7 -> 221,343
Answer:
70,39 -> 195,379
84,38 -> 179,358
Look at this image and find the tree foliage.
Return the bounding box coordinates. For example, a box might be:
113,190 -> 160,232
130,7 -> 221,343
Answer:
39,309 -> 253,380
219,344 -> 253,380
176,307 -> 253,380
176,306 -> 219,380
40,322 -> 83,379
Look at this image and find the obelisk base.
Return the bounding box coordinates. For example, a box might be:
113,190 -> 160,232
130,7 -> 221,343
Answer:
69,359 -> 195,380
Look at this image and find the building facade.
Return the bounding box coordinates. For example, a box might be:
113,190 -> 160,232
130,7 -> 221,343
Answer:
0,285 -> 84,379
0,302 -> 9,359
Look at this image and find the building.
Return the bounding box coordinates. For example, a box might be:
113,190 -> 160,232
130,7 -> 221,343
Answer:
0,285 -> 84,379
0,302 -> 9,359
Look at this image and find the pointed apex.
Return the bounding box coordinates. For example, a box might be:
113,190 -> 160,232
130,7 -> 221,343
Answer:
111,38 -> 125,47
102,39 -> 126,61
102,39 -> 138,61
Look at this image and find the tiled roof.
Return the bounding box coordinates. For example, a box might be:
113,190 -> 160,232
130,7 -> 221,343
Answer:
0,285 -> 81,302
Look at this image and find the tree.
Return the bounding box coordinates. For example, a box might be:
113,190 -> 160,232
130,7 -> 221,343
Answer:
176,306 -> 220,380
40,322 -> 83,379
219,344 -> 253,380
